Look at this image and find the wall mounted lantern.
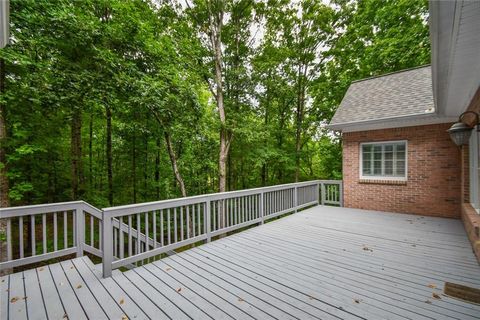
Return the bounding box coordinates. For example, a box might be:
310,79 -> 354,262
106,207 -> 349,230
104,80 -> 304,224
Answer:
447,111 -> 480,146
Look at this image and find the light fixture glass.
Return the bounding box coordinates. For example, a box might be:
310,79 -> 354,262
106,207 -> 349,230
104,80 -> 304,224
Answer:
447,111 -> 479,146
447,122 -> 473,146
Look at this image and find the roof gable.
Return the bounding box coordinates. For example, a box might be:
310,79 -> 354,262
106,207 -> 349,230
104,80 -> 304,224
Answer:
329,66 -> 435,128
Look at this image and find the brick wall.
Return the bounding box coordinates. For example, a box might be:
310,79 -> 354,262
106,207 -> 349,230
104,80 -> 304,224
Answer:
342,123 -> 461,218
462,203 -> 480,264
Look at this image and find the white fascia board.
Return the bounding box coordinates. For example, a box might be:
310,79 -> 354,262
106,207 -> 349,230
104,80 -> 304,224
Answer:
327,114 -> 457,133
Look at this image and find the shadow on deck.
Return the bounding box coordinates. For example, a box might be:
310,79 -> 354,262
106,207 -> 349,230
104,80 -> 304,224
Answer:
2,206 -> 480,320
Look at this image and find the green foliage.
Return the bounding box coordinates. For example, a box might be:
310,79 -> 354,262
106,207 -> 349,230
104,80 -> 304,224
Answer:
0,0 -> 430,206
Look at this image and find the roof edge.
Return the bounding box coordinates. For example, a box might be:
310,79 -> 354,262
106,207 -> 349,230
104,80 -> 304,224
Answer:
351,64 -> 431,85
328,109 -> 436,129
326,112 -> 456,132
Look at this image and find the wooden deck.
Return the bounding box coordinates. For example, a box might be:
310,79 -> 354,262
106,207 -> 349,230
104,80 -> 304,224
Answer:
2,206 -> 480,320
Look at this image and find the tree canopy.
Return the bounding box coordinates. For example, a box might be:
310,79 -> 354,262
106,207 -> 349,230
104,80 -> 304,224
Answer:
0,0 -> 430,207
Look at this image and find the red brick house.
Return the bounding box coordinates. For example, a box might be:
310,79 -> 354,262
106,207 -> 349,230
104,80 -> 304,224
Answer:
328,1 -> 480,260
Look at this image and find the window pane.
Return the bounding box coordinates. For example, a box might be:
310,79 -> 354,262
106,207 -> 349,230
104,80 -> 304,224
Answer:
396,160 -> 405,176
363,162 -> 372,175
384,160 -> 393,175
373,160 -> 382,175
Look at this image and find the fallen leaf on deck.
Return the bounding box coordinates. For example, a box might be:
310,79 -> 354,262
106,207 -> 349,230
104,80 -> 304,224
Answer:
425,300 -> 432,304
427,284 -> 436,289
76,284 -> 82,289
238,298 -> 244,302
122,315 -> 128,320
432,293 -> 441,300
63,313 -> 69,319
177,288 -> 182,293
70,266 -> 74,269
1,279 -> 5,283
165,268 -> 171,271
10,296 -> 19,303
38,267 -> 44,272
362,246 -> 373,252
120,298 -> 125,305
354,299 -> 361,304
22,296 -> 27,300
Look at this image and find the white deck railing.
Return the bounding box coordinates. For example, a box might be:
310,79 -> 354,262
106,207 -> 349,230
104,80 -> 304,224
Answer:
0,201 -> 103,270
0,180 -> 342,276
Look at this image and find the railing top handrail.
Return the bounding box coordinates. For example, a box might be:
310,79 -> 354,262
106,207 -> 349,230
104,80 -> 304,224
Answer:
0,180 -> 342,218
102,180 -> 324,215
0,200 -> 103,219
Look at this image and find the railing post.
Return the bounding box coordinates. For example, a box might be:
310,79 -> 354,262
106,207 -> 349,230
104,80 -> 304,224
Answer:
259,192 -> 264,224
75,205 -> 84,257
320,183 -> 325,205
339,181 -> 344,207
102,211 -> 113,278
206,200 -> 211,242
294,186 -> 298,212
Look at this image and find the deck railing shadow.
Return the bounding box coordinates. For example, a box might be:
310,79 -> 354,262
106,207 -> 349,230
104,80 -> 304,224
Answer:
0,180 -> 342,277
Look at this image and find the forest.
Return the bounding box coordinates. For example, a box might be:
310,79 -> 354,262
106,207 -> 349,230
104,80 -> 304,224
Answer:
0,0 -> 430,208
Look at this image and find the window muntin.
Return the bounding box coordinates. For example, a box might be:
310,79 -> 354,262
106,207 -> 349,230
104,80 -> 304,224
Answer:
360,141 -> 407,179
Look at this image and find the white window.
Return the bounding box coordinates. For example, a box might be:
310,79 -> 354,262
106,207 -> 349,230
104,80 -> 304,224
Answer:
360,141 -> 407,180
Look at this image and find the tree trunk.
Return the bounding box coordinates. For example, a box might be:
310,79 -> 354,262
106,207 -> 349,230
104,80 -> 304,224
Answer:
0,58 -> 11,275
155,137 -> 161,199
106,105 -> 113,205
210,7 -> 229,232
143,132 -> 148,199
294,64 -> 307,182
89,114 -> 93,188
132,126 -> 137,203
71,107 -> 83,200
164,131 -> 186,197
262,82 -> 270,187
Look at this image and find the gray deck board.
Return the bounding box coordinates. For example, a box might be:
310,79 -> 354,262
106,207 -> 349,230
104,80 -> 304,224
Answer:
208,235 -> 478,320
8,271 -> 27,320
48,262 -> 87,320
152,259 -> 257,320
60,259 -> 108,320
184,250 -> 355,320
23,269 -> 47,320
161,257 -> 276,320
122,267 -> 188,320
36,265 -> 66,320
4,205 -> 480,319
1,275 -> 9,320
82,257 -> 150,320
112,271 -> 168,319
224,232 -> 480,317
71,257 -> 125,319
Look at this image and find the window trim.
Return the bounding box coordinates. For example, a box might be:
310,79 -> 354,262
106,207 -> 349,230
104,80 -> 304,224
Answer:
359,140 -> 408,181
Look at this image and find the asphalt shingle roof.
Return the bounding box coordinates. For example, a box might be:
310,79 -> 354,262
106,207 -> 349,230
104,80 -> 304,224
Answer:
329,66 -> 435,126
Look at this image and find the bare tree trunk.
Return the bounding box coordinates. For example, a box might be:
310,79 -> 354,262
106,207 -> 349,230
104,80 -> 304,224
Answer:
71,107 -> 83,199
0,58 -> 11,275
132,125 -> 137,203
143,132 -> 148,199
89,114 -> 93,188
155,137 -> 160,199
164,131 -> 186,197
294,64 -> 307,182
210,6 -> 230,233
106,105 -> 113,205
